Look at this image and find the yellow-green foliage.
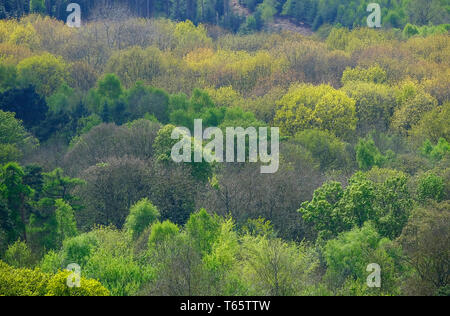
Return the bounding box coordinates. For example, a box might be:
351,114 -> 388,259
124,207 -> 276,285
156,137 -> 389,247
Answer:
242,87 -> 286,123
17,52 -> 68,96
0,43 -> 32,64
274,84 -> 356,139
184,48 -> 286,93
405,34 -> 450,65
342,65 -> 387,85
46,270 -> 110,296
174,20 -> 212,54
0,261 -> 109,296
203,86 -> 244,108
4,240 -> 33,268
240,235 -> 319,296
0,9 -> 448,298
326,27 -> 392,52
8,23 -> 40,49
0,261 -> 49,296
0,109 -> 37,163
0,20 -> 40,49
411,102 -> 450,143
105,46 -> 167,88
342,82 -> 396,134
391,81 -> 438,134
0,20 -> 16,43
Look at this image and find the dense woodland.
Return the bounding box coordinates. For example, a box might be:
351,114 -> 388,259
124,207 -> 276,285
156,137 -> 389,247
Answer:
1,0 -> 450,31
0,0 -> 449,296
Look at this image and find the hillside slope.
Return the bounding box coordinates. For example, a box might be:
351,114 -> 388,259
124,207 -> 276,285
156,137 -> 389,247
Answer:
230,0 -> 312,35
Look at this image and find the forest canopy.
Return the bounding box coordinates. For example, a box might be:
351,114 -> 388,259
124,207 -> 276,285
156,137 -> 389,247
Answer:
1,0 -> 449,32
0,0 -> 449,297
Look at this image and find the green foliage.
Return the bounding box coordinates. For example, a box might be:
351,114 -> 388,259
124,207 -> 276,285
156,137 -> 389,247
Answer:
356,137 -> 386,171
47,85 -> 71,112
0,260 -> 49,296
280,0 -> 440,30
50,227 -> 153,296
326,27 -> 390,52
153,123 -> 213,182
153,124 -> 179,163
174,20 -> 212,54
240,15 -> 260,34
40,168 -> 84,207
258,0 -> 277,23
185,209 -> 221,255
148,220 -> 180,246
292,129 -> 351,171
274,84 -> 356,139
84,244 -> 153,296
412,103 -> 450,144
97,74 -> 123,100
126,82 -> 170,123
54,199 -> 78,245
0,110 -> 37,164
338,173 -> 377,228
61,234 -> 98,268
106,46 -> 166,88
45,270 -> 110,296
343,82 -> 395,135
0,143 -> 22,164
371,170 -> 412,240
417,172 -> 445,202
300,171 -> 412,240
342,65 -> 387,85
407,0 -> 449,25
0,63 -> 17,92
4,0 -> 449,32
299,181 -> 348,240
17,53 -> 67,96
0,162 -> 32,243
392,82 -> 438,134
0,4 -> 448,297
240,234 -> 319,296
74,114 -> 102,139
242,218 -> 276,238
0,110 -> 34,144
323,222 -> 402,295
0,260 -> 109,296
168,89 -> 226,130
27,168 -> 84,251
40,250 -> 63,274
398,202 -> 449,295
4,240 -> 33,268
125,198 -> 160,240
403,23 -> 420,38
202,219 -> 242,295
421,138 -> 450,161
29,0 -> 45,14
